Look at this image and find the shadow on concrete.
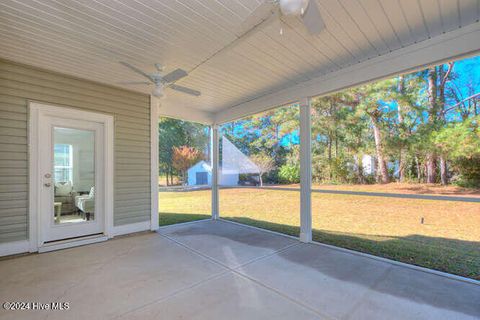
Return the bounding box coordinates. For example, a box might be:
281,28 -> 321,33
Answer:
221,217 -> 480,278
163,218 -> 294,250
161,217 -> 480,317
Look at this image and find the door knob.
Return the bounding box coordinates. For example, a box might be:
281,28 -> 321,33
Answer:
44,183 -> 51,187
44,173 -> 51,178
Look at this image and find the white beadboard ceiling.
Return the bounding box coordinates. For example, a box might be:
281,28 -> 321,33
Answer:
1,0 -> 480,119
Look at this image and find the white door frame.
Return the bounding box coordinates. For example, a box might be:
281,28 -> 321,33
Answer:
28,101 -> 114,252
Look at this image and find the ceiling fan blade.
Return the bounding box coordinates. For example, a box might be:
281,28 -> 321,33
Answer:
117,81 -> 151,85
169,84 -> 201,96
302,0 -> 325,35
238,1 -> 278,36
119,61 -> 154,82
162,68 -> 188,83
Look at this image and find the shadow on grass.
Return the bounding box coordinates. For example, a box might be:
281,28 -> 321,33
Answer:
401,185 -> 480,196
221,217 -> 480,281
159,212 -> 211,226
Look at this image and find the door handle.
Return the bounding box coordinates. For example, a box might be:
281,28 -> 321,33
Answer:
44,183 -> 52,187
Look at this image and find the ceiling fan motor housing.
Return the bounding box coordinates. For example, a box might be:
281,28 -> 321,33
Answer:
279,0 -> 309,16
118,61 -> 204,98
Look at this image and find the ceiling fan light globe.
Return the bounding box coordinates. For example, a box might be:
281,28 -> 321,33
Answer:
152,85 -> 165,98
279,0 -> 309,16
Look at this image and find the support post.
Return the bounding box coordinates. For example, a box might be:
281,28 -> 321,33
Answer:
299,98 -> 312,242
211,125 -> 219,219
150,96 -> 159,231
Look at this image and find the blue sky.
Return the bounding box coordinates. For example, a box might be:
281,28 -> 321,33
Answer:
223,55 -> 480,148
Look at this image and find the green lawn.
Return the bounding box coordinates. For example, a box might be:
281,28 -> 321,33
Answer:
159,186 -> 480,280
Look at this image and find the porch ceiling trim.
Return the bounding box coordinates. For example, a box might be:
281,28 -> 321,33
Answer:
214,21 -> 480,124
154,97 -> 215,124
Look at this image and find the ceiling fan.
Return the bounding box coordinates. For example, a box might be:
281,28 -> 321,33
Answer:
241,0 -> 325,36
118,62 -> 201,98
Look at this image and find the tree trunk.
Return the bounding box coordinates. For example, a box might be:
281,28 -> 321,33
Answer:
397,75 -> 406,182
426,67 -> 438,184
370,115 -> 389,184
327,135 -> 333,180
335,134 -> 338,158
440,156 -> 448,185
415,156 -> 422,182
398,149 -> 407,182
426,154 -> 436,184
259,173 -> 263,187
437,63 -> 453,185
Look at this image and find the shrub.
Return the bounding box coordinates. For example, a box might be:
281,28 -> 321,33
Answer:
452,156 -> 480,188
278,164 -> 300,184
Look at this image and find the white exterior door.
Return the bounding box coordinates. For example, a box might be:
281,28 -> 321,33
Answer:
38,114 -> 105,243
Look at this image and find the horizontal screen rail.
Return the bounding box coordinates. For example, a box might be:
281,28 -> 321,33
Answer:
218,185 -> 480,203
311,189 -> 480,203
219,185 -> 300,192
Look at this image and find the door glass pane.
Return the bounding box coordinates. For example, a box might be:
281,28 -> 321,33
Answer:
53,127 -> 95,224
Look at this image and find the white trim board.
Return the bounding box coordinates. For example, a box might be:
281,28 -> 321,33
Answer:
154,97 -> 215,125
0,221 -> 151,257
38,235 -> 108,253
0,241 -> 29,257
215,21 -> 480,124
28,101 -> 114,252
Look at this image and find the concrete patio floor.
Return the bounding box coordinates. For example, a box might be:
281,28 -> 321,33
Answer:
0,219 -> 479,320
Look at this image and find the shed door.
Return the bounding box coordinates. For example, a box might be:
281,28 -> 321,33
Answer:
196,172 -> 208,185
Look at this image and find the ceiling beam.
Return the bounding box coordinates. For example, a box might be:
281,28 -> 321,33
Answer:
153,96 -> 215,124
214,21 -> 480,124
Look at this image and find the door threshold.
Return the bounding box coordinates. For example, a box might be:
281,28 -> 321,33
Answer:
39,234 -> 108,253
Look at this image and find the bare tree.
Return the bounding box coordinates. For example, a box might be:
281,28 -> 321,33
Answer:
353,84 -> 393,184
396,75 -> 407,182
439,63 -> 454,185
250,153 -> 275,186
367,109 -> 390,184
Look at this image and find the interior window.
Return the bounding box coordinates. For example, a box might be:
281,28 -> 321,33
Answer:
54,144 -> 73,183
